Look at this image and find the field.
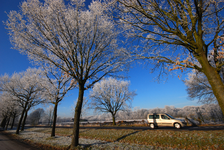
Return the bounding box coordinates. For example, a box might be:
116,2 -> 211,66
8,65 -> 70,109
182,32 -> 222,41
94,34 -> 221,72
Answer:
23,127 -> 224,150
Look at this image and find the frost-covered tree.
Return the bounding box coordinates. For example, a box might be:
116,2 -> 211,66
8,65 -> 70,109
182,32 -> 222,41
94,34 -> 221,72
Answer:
89,78 -> 136,125
0,68 -> 47,134
184,66 -> 224,104
112,0 -> 224,114
184,71 -> 217,104
41,105 -> 54,126
41,64 -> 76,137
0,93 -> 21,130
27,108 -> 45,125
0,94 -> 11,129
84,104 -> 223,123
165,106 -> 177,116
184,46 -> 224,104
6,0 -> 127,147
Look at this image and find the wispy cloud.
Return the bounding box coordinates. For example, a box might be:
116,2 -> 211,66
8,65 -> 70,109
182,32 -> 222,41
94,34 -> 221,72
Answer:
178,95 -> 188,99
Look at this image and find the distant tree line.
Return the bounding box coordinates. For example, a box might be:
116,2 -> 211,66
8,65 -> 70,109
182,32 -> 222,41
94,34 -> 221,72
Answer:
1,103 -> 223,130
84,104 -> 224,124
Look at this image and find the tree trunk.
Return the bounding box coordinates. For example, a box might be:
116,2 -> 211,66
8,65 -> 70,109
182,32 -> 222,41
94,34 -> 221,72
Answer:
11,113 -> 16,129
112,114 -> 116,125
16,102 -> 28,134
5,116 -> 11,130
205,72 -> 224,115
197,52 -> 224,116
0,116 -> 7,129
51,102 -> 58,137
71,83 -> 85,148
21,110 -> 28,131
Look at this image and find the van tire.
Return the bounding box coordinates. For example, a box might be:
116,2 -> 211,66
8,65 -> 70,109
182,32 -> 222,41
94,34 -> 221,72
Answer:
174,123 -> 181,129
150,123 -> 155,129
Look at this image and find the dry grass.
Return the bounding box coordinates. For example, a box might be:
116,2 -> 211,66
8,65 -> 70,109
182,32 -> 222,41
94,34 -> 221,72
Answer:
26,127 -> 224,150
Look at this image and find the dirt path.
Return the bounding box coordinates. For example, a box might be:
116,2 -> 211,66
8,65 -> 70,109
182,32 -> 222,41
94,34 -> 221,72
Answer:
0,129 -> 39,150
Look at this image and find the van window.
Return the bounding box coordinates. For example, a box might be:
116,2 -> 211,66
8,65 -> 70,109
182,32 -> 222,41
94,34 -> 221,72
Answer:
149,115 -> 153,119
149,115 -> 159,119
165,113 -> 175,119
161,115 -> 169,119
154,115 -> 159,119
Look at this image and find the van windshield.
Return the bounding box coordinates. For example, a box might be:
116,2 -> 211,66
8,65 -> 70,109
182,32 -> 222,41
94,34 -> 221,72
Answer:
165,113 -> 175,119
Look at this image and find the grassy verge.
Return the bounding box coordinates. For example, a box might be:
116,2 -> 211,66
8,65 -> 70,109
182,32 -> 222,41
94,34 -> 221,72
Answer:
25,127 -> 224,150
2,131 -> 68,150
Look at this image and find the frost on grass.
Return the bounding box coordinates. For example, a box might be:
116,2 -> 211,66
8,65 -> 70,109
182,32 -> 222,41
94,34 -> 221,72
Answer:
6,127 -> 224,149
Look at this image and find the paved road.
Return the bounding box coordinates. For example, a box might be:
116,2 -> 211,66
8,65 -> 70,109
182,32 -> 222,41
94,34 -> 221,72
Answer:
0,128 -> 39,150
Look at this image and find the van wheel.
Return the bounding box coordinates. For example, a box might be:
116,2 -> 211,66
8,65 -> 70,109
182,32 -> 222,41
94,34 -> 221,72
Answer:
174,123 -> 181,129
150,123 -> 155,129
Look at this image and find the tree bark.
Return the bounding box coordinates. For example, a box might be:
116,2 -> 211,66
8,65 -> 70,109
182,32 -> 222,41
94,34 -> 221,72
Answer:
16,102 -> 28,134
0,116 -> 7,129
112,114 -> 116,125
51,102 -> 58,137
193,6 -> 224,116
71,83 -> 85,148
5,116 -> 11,130
21,110 -> 28,131
197,51 -> 224,116
205,72 -> 224,115
11,113 -> 16,129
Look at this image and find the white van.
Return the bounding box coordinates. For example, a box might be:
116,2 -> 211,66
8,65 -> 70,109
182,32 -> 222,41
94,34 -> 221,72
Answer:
147,113 -> 186,129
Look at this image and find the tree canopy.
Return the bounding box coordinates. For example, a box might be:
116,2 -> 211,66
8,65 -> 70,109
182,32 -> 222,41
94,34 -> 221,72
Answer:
6,0 -> 127,147
0,68 -> 47,134
113,0 -> 224,114
89,77 -> 136,125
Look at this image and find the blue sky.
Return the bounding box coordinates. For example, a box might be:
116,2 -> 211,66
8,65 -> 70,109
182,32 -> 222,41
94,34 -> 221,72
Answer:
0,0 -> 201,118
